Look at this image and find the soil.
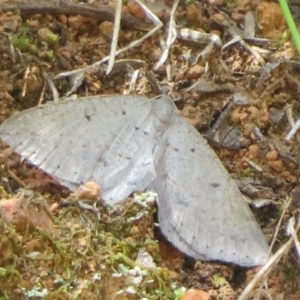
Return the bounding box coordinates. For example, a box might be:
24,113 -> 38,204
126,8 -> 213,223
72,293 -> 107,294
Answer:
0,0 -> 300,299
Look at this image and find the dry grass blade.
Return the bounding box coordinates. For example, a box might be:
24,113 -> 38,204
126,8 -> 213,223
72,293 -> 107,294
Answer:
106,0 -> 122,75
128,69 -> 140,93
222,35 -> 242,50
238,238 -> 293,300
42,71 -> 59,103
154,0 -> 179,69
287,216 -> 300,257
242,158 -> 263,172
286,118 -> 300,140
239,197 -> 298,300
269,197 -> 292,254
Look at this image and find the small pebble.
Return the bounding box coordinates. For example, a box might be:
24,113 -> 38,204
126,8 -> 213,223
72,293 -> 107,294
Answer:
68,15 -> 84,29
265,150 -> 279,161
59,14 -> 68,24
182,289 -> 210,300
72,181 -> 101,201
248,144 -> 259,159
231,12 -> 244,24
186,4 -> 204,26
268,160 -> 283,173
130,226 -> 140,235
186,65 -> 204,79
38,27 -> 57,44
127,0 -> 146,19
99,21 -> 113,37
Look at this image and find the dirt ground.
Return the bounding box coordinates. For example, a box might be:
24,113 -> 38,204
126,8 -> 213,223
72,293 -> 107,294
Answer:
0,0 -> 300,299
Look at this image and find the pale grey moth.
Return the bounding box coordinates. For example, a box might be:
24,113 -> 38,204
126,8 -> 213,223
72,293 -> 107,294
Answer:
0,94 -> 269,266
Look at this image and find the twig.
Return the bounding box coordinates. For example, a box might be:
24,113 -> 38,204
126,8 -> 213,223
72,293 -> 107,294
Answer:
37,81 -> 46,106
0,2 -> 151,31
8,170 -> 27,188
177,28 -> 222,65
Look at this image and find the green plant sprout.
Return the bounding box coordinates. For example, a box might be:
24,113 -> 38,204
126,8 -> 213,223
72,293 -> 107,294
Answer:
279,0 -> 300,55
46,50 -> 55,59
47,33 -> 59,44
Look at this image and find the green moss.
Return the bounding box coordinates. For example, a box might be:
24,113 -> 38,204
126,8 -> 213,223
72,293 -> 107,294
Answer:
11,27 -> 32,52
0,190 -> 184,299
11,34 -> 31,52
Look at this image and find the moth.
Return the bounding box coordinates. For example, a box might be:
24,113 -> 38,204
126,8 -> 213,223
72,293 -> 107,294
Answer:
0,94 -> 269,266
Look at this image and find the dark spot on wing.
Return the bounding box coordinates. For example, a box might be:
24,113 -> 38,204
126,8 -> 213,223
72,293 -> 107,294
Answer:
220,249 -> 224,253
122,111 -> 126,115
211,183 -> 220,188
85,114 -> 92,121
135,126 -> 139,130
160,173 -> 168,180
84,107 -> 95,121
190,148 -> 195,153
143,131 -> 149,135
174,148 -> 179,152
98,157 -> 107,167
57,165 -> 60,169
177,199 -> 189,207
97,157 -> 102,162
